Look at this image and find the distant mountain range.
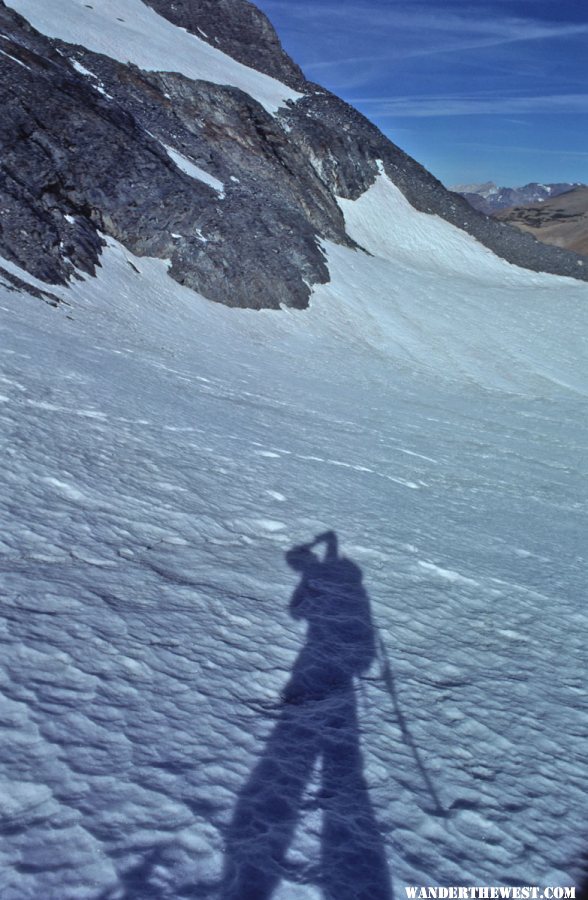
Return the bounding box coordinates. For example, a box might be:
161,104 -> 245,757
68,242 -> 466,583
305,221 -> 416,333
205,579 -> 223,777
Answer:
452,181 -> 586,215
495,186 -> 588,256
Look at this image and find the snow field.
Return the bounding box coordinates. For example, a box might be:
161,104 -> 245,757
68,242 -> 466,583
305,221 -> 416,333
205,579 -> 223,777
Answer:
4,0 -> 303,115
0,169 -> 587,897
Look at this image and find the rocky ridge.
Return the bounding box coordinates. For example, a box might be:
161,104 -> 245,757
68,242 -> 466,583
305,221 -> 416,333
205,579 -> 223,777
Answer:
1,0 -> 587,310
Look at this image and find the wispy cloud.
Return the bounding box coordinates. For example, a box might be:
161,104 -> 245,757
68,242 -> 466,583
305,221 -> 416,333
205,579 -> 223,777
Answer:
302,16 -> 588,69
257,0 -> 588,99
265,0 -> 588,45
257,0 -> 588,183
353,93 -> 588,118
455,141 -> 588,159
265,0 -> 588,73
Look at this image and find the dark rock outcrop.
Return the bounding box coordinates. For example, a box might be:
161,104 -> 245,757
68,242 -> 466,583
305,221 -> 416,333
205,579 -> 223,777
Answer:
143,0 -> 306,88
0,0 -> 587,311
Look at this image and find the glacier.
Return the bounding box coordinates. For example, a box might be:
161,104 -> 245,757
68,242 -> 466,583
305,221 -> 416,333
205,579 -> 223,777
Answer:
0,169 -> 587,898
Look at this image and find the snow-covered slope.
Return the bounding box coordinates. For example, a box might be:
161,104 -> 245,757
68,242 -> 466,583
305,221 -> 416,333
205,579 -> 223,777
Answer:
1,167 -> 587,898
333,172 -> 587,393
4,0 -> 302,114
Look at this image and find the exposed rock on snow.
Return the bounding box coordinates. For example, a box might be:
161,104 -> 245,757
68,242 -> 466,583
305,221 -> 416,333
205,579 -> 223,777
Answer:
1,0 -> 588,311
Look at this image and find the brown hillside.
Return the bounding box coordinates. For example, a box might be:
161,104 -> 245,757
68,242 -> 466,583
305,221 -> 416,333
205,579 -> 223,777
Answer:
495,187 -> 588,255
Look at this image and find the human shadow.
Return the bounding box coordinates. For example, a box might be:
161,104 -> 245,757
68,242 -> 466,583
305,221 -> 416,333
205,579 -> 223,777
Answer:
221,531 -> 393,900
575,847 -> 588,900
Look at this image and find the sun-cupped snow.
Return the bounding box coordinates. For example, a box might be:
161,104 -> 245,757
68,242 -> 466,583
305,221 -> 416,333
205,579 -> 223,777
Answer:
1,190 -> 588,897
4,0 -> 302,115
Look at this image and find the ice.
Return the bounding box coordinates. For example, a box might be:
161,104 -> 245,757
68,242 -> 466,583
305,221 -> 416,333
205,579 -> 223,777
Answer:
0,47 -> 30,68
266,491 -> 287,502
39,476 -> 87,502
70,58 -> 94,77
162,144 -> 226,196
68,58 -> 113,97
4,0 -> 303,115
0,167 -> 587,897
0,780 -> 56,828
417,561 -> 479,586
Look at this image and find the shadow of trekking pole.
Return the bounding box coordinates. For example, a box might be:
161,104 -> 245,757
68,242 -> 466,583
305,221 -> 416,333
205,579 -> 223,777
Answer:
377,635 -> 447,819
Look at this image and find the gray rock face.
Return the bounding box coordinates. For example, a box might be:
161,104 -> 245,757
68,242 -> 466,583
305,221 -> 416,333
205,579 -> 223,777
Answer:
1,0 -> 587,311
142,0 -> 306,88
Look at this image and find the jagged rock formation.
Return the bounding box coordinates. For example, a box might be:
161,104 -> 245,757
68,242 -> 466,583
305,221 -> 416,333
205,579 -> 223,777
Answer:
143,0 -> 306,87
1,0 -> 587,311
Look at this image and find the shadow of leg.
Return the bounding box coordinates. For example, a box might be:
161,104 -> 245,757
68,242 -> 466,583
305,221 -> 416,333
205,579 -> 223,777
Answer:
221,706 -> 322,899
320,688 -> 393,900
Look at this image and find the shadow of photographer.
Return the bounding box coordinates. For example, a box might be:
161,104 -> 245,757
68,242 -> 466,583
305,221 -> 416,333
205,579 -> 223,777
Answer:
221,530 -> 393,899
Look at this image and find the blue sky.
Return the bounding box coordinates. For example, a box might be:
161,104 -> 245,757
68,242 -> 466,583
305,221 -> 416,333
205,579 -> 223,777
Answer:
255,0 -> 588,187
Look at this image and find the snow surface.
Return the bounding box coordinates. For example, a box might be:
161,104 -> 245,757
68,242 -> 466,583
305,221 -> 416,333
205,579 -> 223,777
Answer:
1,169 -> 587,898
0,46 -> 30,68
68,58 -> 114,98
4,0 -> 302,115
162,145 -> 225,197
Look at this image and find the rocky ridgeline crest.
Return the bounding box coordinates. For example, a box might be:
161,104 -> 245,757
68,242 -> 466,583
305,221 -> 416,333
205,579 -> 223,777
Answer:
0,0 -> 586,309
